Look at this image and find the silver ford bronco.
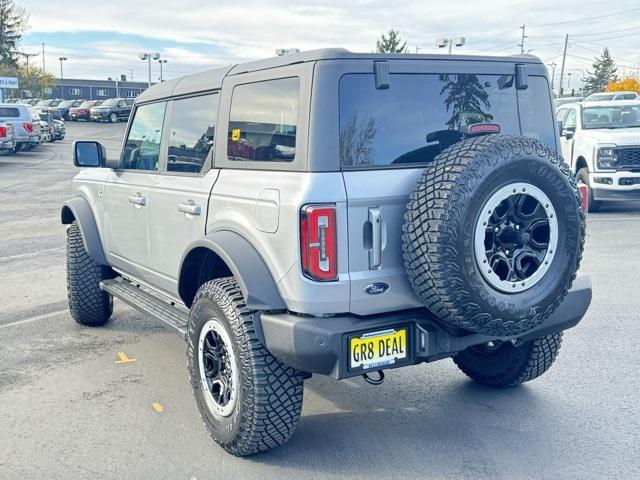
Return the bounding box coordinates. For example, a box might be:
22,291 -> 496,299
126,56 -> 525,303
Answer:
62,49 -> 591,456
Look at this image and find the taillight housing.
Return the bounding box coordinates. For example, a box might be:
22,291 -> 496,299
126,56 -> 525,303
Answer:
0,126 -> 6,138
300,204 -> 337,282
22,122 -> 33,134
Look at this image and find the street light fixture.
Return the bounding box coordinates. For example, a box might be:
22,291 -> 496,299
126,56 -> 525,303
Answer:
59,57 -> 67,100
139,52 -> 161,88
158,59 -> 168,82
436,37 -> 465,55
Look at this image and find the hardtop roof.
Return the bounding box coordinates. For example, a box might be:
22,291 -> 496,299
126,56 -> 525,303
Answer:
135,48 -> 544,104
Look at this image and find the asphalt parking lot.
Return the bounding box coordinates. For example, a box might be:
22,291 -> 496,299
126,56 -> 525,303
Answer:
1,121 -> 639,480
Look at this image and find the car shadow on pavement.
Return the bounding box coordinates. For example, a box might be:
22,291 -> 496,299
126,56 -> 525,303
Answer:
248,372 -> 565,477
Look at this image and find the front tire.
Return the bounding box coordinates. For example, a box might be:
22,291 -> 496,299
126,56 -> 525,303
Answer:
66,222 -> 113,326
453,333 -> 563,388
109,112 -> 118,123
187,278 -> 304,456
577,167 -> 601,212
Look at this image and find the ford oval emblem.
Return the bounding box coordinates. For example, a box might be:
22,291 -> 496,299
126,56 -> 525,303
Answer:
364,283 -> 389,295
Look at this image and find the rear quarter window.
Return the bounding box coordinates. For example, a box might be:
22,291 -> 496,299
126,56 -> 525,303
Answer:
0,107 -> 20,117
227,77 -> 298,162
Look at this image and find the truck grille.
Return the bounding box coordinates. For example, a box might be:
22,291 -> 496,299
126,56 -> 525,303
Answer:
617,147 -> 640,170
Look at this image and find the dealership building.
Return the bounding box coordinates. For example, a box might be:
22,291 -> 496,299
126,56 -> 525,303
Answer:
45,77 -> 150,100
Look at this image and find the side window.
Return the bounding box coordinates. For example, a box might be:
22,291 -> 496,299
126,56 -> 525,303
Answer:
166,93 -> 219,174
564,108 -> 577,129
556,108 -> 568,122
121,102 -> 167,171
228,77 -> 298,162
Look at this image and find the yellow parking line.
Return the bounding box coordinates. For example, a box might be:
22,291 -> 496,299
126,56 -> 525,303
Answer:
115,352 -> 137,364
152,402 -> 164,413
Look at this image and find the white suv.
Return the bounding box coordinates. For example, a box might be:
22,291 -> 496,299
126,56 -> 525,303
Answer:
557,100 -> 640,211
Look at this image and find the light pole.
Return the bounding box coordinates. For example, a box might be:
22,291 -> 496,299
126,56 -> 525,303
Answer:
59,57 -> 67,100
139,52 -> 160,88
158,59 -> 167,82
436,37 -> 466,55
567,72 -> 572,93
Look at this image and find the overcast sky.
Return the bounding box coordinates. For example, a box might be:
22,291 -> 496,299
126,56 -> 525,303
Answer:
17,0 -> 640,90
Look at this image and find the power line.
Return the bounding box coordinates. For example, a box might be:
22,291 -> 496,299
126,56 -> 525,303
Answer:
531,7 -> 640,27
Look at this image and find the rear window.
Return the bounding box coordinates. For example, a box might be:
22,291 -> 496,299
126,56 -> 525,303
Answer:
227,77 -> 298,162
0,107 -> 20,117
339,73 -> 556,168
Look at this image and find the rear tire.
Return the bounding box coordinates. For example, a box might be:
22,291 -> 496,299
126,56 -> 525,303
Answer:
187,278 -> 304,456
577,167 -> 601,212
66,222 -> 113,326
453,333 -> 563,388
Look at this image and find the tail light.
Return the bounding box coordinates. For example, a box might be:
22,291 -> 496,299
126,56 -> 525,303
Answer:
22,122 -> 33,134
300,204 -> 337,281
578,182 -> 588,213
0,126 -> 6,138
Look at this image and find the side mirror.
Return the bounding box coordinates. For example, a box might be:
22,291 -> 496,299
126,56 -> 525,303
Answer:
73,141 -> 106,167
562,127 -> 575,140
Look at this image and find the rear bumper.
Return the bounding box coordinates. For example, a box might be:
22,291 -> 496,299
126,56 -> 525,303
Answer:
0,140 -> 15,149
258,276 -> 592,379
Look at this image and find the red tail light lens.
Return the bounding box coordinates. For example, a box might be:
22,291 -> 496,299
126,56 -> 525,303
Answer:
0,126 -> 6,138
22,122 -> 33,134
300,204 -> 337,281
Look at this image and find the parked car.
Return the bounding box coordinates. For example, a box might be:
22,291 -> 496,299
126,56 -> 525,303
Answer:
17,99 -> 41,106
0,103 -> 42,151
557,99 -> 640,211
27,106 -> 46,146
39,112 -> 66,141
69,100 -> 102,121
583,91 -> 638,102
89,98 -> 134,122
555,96 -> 584,108
0,121 -> 15,155
53,100 -> 84,120
64,49 -> 590,456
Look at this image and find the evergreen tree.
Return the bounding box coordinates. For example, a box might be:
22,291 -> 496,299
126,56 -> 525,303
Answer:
439,74 -> 493,130
0,0 -> 28,68
582,48 -> 618,96
375,30 -> 408,54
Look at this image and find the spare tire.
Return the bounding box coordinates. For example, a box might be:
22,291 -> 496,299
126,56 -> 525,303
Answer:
402,135 -> 585,336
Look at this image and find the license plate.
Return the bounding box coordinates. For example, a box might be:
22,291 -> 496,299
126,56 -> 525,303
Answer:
349,327 -> 407,370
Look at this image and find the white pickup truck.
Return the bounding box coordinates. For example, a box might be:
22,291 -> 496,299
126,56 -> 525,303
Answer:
557,100 -> 640,211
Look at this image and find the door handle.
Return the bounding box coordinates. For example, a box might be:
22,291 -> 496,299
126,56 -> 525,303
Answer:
178,200 -> 201,216
128,192 -> 146,206
368,207 -> 382,269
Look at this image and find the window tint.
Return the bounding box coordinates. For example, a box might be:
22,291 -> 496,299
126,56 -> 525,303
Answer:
228,77 -> 298,162
121,102 -> 166,171
0,107 -> 20,117
167,93 -> 219,174
517,76 -> 557,148
339,73 -> 556,168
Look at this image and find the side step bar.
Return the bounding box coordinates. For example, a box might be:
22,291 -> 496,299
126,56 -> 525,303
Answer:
100,277 -> 189,339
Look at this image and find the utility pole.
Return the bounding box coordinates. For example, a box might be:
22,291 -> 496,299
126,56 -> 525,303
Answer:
17,52 -> 39,97
518,25 -> 527,54
547,63 -> 557,93
558,34 -> 569,98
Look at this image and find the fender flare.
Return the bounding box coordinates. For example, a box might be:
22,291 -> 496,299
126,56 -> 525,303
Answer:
179,231 -> 286,311
60,197 -> 108,265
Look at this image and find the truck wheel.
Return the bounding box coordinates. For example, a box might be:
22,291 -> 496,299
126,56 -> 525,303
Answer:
187,278 -> 304,456
576,167 -> 601,212
453,333 -> 563,387
66,222 -> 113,326
403,135 -> 585,336
109,112 -> 118,123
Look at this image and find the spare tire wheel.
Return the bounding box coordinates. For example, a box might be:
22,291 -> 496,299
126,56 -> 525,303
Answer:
402,135 -> 585,336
